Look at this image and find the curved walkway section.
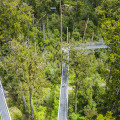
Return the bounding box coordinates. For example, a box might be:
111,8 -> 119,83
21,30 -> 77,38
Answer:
58,42 -> 108,120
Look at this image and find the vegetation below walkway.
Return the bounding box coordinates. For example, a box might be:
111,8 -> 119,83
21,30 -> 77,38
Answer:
0,0 -> 119,119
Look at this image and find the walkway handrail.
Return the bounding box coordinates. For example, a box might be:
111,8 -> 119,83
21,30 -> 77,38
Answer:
0,76 -> 11,120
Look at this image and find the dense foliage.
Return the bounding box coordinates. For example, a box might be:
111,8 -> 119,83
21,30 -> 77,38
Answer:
0,0 -> 119,119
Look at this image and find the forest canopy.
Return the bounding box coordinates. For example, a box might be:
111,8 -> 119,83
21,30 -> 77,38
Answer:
0,0 -> 119,119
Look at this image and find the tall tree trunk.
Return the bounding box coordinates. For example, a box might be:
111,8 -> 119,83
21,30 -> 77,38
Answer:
72,0 -> 78,39
67,27 -> 69,43
30,90 -> 34,120
60,0 -> 62,43
0,42 -> 7,71
60,0 -> 63,73
83,18 -> 89,41
75,85 -> 77,114
72,22 -> 75,40
69,32 -> 70,43
32,14 -> 37,55
91,32 -> 94,42
23,94 -> 29,117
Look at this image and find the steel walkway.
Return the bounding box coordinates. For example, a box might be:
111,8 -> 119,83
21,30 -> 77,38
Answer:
0,76 -> 11,120
58,62 -> 68,120
58,42 -> 108,120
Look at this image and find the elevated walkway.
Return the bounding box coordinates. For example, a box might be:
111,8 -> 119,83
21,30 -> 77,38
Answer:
58,63 -> 68,120
0,77 -> 11,120
58,42 -> 108,120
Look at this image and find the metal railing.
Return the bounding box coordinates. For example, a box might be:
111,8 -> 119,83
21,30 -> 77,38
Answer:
58,49 -> 69,120
0,77 -> 11,120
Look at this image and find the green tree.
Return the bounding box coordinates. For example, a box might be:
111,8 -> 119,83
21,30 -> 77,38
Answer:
0,0 -> 33,41
0,0 -> 33,74
69,48 -> 96,114
96,0 -> 120,115
4,40 -> 50,119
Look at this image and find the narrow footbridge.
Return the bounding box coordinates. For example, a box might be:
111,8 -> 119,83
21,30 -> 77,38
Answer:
0,77 -> 11,120
58,62 -> 68,120
58,42 -> 108,120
